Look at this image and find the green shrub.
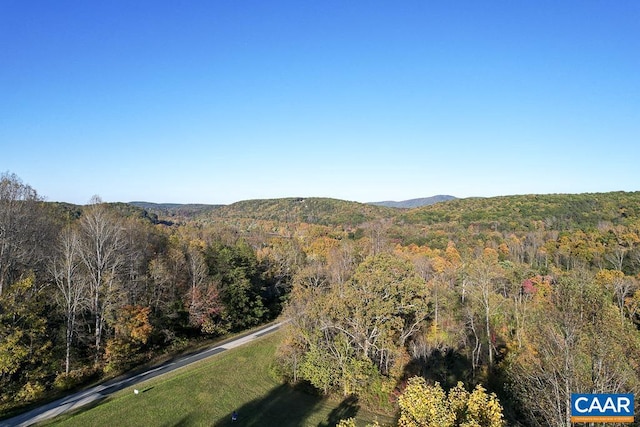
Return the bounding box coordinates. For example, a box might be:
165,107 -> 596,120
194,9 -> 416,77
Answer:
16,381 -> 45,402
54,366 -> 100,391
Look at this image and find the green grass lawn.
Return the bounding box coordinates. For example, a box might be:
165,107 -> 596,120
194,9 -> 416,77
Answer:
44,333 -> 395,427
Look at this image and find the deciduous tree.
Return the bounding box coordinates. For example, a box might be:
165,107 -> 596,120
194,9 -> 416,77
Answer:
77,197 -> 126,363
0,173 -> 43,296
51,225 -> 86,374
398,377 -> 504,427
465,248 -> 505,371
505,271 -> 640,427
280,253 -> 430,396
0,275 -> 52,403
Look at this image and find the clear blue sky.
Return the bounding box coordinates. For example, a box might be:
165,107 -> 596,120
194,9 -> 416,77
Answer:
2,1 -> 639,205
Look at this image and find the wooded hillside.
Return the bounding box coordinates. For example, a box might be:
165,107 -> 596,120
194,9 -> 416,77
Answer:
401,192 -> 640,231
1,172 -> 639,426
203,197 -> 399,227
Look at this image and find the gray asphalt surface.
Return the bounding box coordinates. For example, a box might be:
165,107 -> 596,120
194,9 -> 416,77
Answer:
1,321 -> 286,427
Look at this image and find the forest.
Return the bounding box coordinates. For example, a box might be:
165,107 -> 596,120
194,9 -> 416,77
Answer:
1,171 -> 640,427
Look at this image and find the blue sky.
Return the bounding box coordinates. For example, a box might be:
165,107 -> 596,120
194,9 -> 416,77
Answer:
1,1 -> 639,204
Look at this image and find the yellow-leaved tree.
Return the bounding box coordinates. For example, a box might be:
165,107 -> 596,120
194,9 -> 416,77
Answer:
398,377 -> 504,427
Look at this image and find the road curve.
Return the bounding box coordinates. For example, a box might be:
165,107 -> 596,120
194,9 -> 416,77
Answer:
1,321 -> 287,427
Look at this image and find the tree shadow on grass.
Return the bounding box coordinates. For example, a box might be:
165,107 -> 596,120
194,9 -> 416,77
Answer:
213,384 -> 363,427
213,383 -> 322,427
317,395 -> 360,427
159,413 -> 196,427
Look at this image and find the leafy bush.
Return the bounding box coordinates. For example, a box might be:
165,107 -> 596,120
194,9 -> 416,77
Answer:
53,366 -> 100,391
16,381 -> 45,402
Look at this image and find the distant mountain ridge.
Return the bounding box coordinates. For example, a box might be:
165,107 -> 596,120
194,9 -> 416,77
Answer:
369,195 -> 456,209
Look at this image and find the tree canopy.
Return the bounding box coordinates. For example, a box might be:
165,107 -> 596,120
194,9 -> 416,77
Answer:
2,172 -> 640,427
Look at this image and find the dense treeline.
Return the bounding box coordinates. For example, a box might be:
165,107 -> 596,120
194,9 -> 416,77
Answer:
0,173 -> 286,414
2,172 -> 640,426
271,194 -> 640,426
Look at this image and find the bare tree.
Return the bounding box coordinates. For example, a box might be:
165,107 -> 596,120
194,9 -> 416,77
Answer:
365,219 -> 390,256
0,173 -> 42,296
77,197 -> 126,363
604,225 -> 638,271
147,257 -> 173,313
185,242 -> 210,325
613,274 -> 637,323
121,218 -> 153,306
506,272 -> 640,427
327,240 -> 357,286
51,225 -> 86,373
465,248 -> 505,368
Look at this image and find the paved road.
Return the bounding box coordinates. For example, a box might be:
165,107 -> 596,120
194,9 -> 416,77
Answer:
1,321 -> 286,427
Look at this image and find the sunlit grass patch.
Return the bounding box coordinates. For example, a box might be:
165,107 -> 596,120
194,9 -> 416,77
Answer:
45,333 -> 393,427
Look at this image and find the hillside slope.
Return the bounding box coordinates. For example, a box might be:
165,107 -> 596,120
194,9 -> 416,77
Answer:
205,197 -> 399,226
400,191 -> 640,231
369,195 -> 456,209
129,202 -> 223,219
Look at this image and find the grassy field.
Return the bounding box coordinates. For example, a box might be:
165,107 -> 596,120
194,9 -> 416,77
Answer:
44,333 -> 395,427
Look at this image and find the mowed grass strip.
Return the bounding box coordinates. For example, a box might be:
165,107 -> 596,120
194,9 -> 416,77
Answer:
45,333 -> 394,427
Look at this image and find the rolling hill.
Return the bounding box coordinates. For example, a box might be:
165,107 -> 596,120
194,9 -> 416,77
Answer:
204,197 -> 399,227
129,201 -> 223,219
126,191 -> 640,234
369,195 -> 456,208
399,191 -> 640,231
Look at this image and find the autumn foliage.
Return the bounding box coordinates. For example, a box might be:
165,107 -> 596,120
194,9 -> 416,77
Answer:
2,172 -> 640,426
